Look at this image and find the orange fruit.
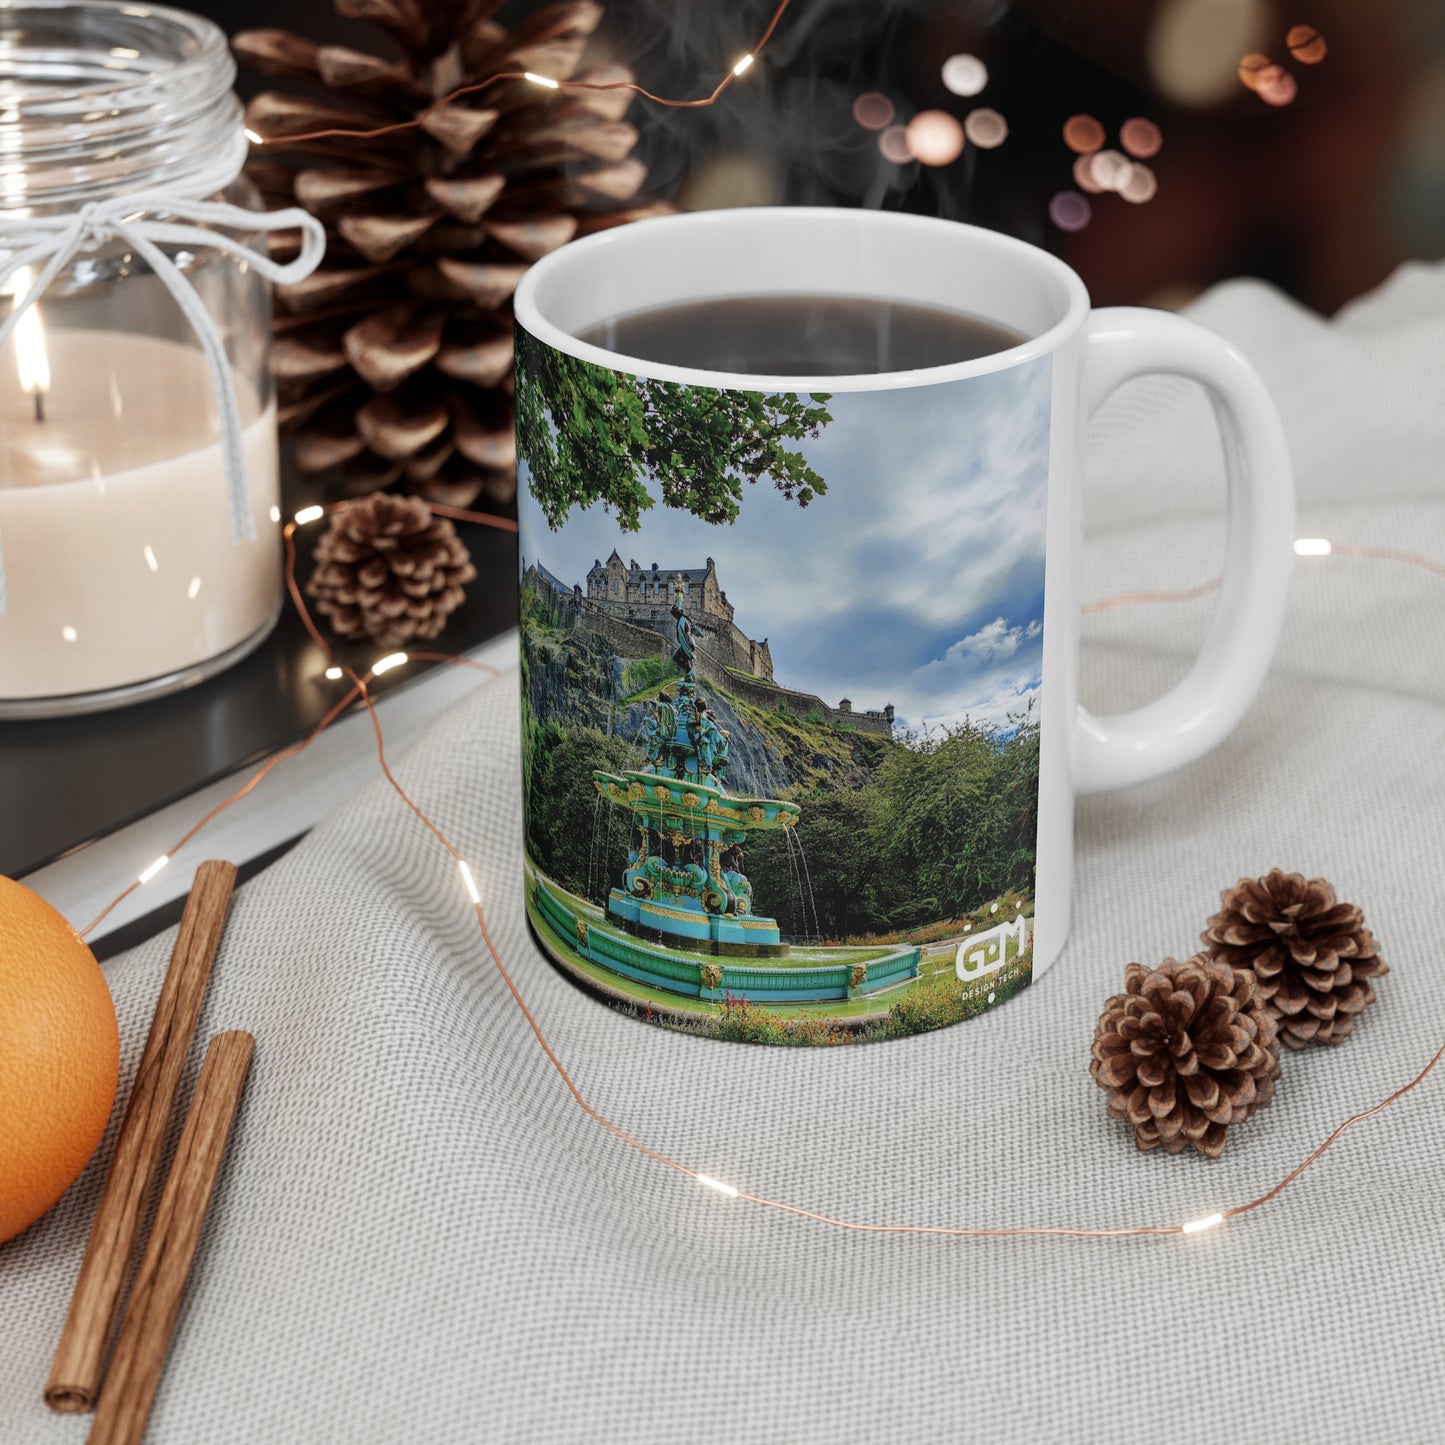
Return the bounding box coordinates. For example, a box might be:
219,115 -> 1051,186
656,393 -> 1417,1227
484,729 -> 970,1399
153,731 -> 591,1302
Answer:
0,876 -> 119,1245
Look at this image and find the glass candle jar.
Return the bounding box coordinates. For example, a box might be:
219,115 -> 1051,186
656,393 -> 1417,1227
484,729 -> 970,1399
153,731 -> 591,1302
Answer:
0,1 -> 289,716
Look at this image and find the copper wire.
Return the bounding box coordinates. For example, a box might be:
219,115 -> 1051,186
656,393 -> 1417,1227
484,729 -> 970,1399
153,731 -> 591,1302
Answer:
1083,578 -> 1221,614
81,526 -> 1445,1241
256,0 -> 794,147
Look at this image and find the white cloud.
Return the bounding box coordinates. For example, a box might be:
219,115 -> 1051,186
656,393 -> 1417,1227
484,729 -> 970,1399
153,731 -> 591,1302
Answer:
517,356 -> 1052,714
941,616 -> 1023,664
891,614 -> 1043,733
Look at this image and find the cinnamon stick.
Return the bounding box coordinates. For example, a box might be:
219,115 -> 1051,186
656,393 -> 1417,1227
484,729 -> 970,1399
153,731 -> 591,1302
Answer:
46,860 -> 238,1413
88,1032 -> 255,1445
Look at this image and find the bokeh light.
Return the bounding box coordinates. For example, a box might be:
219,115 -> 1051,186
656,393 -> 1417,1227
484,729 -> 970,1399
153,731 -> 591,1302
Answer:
905,109 -> 965,166
1063,114 -> 1106,154
1258,67 -> 1298,106
1149,0 -> 1269,107
941,53 -> 988,97
1119,118 -> 1163,159
963,107 -> 1008,149
1119,164 -> 1159,204
878,125 -> 913,163
1049,191 -> 1093,232
1237,52 -> 1273,91
1073,153 -> 1105,194
1088,148 -> 1132,192
852,92 -> 895,131
1286,24 -> 1327,64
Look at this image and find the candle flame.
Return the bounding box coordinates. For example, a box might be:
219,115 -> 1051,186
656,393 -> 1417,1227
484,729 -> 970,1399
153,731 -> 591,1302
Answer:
6,267 -> 51,408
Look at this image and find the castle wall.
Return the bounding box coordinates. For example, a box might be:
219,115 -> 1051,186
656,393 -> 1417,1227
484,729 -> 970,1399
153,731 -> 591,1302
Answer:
573,604 -> 673,667
702,664 -> 893,736
521,565 -> 580,631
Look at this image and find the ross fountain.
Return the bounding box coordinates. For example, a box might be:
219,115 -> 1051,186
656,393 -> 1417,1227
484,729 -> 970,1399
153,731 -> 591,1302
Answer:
593,575 -> 800,953
527,573 -> 923,1014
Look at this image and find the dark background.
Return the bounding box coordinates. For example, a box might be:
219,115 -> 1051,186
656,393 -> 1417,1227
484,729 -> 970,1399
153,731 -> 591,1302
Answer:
205,0 -> 1445,316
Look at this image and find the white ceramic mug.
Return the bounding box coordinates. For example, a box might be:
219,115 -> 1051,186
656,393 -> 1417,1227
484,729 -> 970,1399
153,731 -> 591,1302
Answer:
513,208 -> 1293,1041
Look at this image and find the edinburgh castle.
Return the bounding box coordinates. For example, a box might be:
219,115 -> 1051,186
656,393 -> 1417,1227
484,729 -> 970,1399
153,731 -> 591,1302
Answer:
585,551 -> 775,682
522,552 -> 895,736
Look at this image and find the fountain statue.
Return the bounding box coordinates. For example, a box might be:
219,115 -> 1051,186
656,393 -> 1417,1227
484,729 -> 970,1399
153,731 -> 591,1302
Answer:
593,574 -> 799,951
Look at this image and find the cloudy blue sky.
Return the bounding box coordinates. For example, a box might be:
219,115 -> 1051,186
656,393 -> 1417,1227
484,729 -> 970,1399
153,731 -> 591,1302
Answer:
518,356 -> 1051,733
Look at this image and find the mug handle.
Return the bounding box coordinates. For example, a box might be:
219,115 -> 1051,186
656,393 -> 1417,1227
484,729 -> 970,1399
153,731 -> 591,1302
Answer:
1075,307 -> 1295,794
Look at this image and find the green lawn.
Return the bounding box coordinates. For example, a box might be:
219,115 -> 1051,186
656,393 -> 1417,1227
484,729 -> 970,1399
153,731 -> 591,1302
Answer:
523,863 -> 1029,1026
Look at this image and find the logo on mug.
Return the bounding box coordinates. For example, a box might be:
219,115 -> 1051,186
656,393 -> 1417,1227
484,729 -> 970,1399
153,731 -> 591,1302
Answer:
955,914 -> 1030,983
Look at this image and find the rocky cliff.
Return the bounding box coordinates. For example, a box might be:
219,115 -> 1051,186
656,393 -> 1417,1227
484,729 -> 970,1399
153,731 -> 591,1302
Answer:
522,583 -> 891,799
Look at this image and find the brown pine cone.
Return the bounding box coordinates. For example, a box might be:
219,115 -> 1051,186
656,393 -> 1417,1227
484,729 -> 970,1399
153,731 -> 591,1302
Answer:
307,493 -> 476,647
1201,870 -> 1388,1049
1091,956 -> 1281,1159
235,0 -> 669,511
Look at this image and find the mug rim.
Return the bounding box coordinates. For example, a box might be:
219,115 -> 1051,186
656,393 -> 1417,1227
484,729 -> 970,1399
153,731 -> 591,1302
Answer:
514,206 -> 1092,393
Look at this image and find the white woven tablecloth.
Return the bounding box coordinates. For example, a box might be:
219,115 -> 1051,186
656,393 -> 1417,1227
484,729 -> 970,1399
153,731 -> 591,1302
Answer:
3,263 -> 1444,1444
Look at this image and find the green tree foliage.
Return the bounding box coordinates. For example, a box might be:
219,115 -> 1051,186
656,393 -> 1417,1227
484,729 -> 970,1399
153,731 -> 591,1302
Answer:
746,709 -> 1040,939
516,327 -> 833,531
523,721 -> 636,903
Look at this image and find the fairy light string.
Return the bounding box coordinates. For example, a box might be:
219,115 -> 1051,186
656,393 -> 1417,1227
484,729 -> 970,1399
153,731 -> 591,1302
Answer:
73,501 -> 1445,1243
246,0 -> 795,148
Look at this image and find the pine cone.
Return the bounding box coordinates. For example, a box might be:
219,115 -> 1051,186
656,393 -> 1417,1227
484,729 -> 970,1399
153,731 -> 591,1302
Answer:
1091,956 -> 1281,1159
307,492 -> 476,646
235,1 -> 669,511
1202,869 -> 1388,1049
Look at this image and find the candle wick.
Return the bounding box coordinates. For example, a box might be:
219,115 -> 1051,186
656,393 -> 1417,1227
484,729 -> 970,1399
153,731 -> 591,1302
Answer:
33,390 -> 45,423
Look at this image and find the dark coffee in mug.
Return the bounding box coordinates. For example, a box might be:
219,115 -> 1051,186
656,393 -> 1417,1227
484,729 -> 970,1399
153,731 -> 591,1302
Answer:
578,294 -> 1025,375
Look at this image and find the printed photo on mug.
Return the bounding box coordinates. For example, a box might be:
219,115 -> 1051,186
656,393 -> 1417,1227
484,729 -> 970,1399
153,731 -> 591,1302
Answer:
516,327 -> 1047,1044
513,207 -> 1293,1047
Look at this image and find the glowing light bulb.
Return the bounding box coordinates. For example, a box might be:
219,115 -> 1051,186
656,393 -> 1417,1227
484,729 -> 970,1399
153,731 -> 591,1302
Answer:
1287,24 -> 1327,64
905,109 -> 965,166
294,505 -> 325,525
732,53 -> 754,76
1181,1212 -> 1224,1235
459,860 -> 482,904
696,1174 -> 739,1198
324,665 -> 343,680
269,505 -> 282,524
1063,114 -> 1106,155
1119,117 -> 1163,159
371,652 -> 409,676
138,854 -> 170,885
963,107 -> 1008,149
524,71 -> 559,89
243,127 -> 264,145
941,54 -> 988,97
1294,538 -> 1332,556
877,125 -> 912,164
851,92 -> 894,130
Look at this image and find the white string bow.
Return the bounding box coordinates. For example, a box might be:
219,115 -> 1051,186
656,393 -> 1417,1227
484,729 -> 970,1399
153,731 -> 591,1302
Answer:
0,189 -> 326,618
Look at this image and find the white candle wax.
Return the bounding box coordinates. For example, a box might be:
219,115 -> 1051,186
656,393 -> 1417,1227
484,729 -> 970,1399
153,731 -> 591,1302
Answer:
0,329 -> 281,702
